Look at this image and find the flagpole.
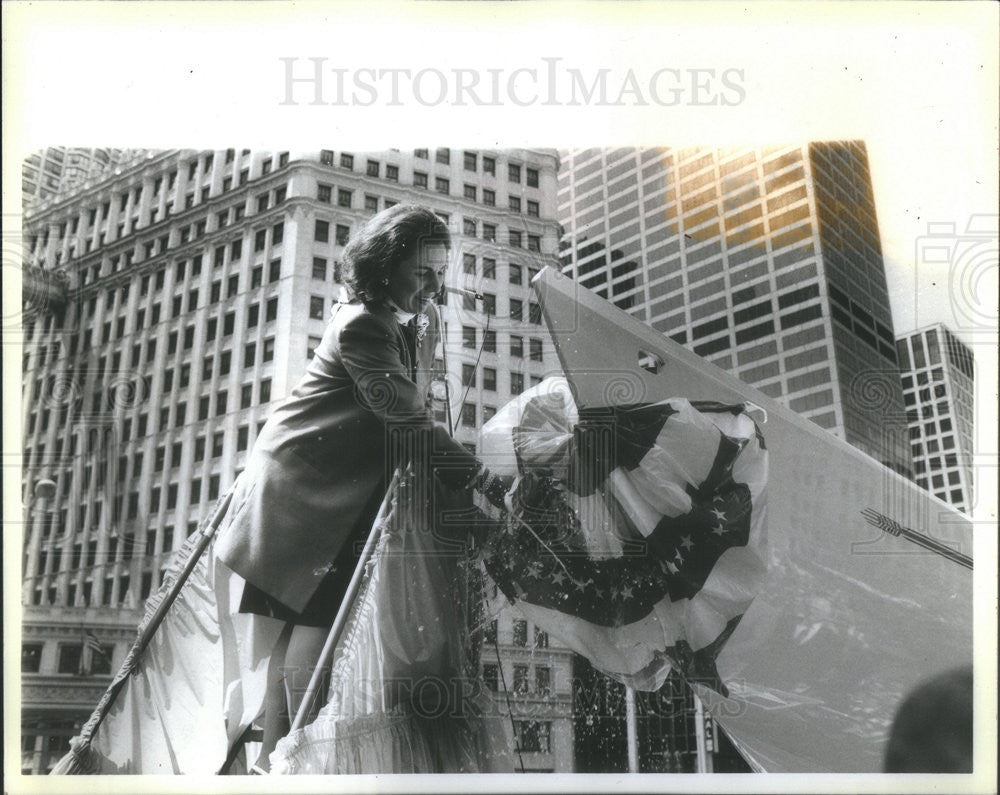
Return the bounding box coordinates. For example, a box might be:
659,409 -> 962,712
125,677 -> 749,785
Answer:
289,470 -> 399,733
50,484 -> 237,774
693,692 -> 712,773
625,686 -> 639,773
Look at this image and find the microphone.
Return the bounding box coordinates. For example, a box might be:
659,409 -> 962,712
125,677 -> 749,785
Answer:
444,286 -> 484,300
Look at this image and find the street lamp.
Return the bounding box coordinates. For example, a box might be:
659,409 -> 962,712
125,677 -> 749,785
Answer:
34,479 -> 57,502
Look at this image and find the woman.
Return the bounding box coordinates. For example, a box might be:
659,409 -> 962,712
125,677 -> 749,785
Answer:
214,204 -> 506,770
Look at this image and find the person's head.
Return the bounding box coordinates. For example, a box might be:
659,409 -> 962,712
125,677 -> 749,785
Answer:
884,665 -> 973,773
342,204 -> 451,312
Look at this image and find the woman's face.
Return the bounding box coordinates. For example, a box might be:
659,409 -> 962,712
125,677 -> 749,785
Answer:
387,242 -> 448,314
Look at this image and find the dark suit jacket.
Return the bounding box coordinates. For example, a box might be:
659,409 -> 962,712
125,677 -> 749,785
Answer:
215,297 -> 478,613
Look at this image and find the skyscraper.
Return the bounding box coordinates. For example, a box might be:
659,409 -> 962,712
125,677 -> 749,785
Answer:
22,148 -> 137,211
556,143 -> 910,474
896,324 -> 975,513
19,147 -> 574,773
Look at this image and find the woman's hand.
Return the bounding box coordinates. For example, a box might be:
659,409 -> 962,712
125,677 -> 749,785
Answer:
473,467 -> 513,511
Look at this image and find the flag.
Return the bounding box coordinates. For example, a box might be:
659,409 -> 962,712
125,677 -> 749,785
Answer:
83,631 -> 104,656
478,378 -> 768,695
530,265 -> 974,772
54,529 -> 284,773
78,631 -> 106,677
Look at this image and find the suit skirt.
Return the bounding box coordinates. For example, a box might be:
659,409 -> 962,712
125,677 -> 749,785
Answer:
237,480 -> 387,628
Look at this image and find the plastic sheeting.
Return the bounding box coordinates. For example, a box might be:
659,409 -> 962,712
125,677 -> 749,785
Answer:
533,265 -> 974,772
270,476 -> 512,774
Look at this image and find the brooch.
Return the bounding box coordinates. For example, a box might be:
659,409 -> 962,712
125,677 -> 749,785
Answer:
415,312 -> 430,342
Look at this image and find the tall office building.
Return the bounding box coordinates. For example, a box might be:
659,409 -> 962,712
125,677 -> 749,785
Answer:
19,147 -> 573,773
22,148 -> 137,211
896,324 -> 975,513
557,143 -> 910,474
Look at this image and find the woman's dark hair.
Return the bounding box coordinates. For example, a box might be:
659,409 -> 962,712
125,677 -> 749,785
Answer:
342,204 -> 451,303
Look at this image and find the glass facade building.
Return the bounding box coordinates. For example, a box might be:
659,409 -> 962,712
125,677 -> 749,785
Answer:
896,324 -> 975,513
557,143 -> 911,474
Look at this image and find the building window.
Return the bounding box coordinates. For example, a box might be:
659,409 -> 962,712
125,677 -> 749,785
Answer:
462,326 -> 477,348
435,177 -> 450,194
461,403 -> 476,427
510,335 -> 523,358
254,229 -> 267,251
462,364 -> 475,387
57,643 -> 83,674
414,148 -> 428,159
530,338 -> 543,361
464,151 -> 478,171
510,298 -> 523,321
513,619 -> 528,646
313,257 -> 327,280
513,663 -> 530,694
386,164 -> 399,181
464,184 -> 477,201
337,189 -> 352,208
483,367 -> 497,391
310,296 -> 325,320
515,721 -> 551,753
483,663 -> 498,690
509,195 -> 522,213
511,372 -> 524,395
413,171 -> 428,189
508,163 -> 521,183
315,219 -> 330,243
527,199 -> 540,217
463,218 -> 477,237
318,184 -> 332,203
482,223 -> 496,242
463,253 -> 477,275
260,379 -> 271,403
366,159 -> 380,177
527,234 -> 541,252
22,643 -> 43,673
364,195 -> 379,212
533,626 -> 548,648
535,665 -> 551,696
509,264 -> 523,285
526,167 -> 539,188
484,330 -> 497,353
340,153 -> 354,170
483,156 -> 496,175
482,258 -> 496,279
336,224 -> 350,246
509,230 -> 522,248
529,302 -> 541,324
